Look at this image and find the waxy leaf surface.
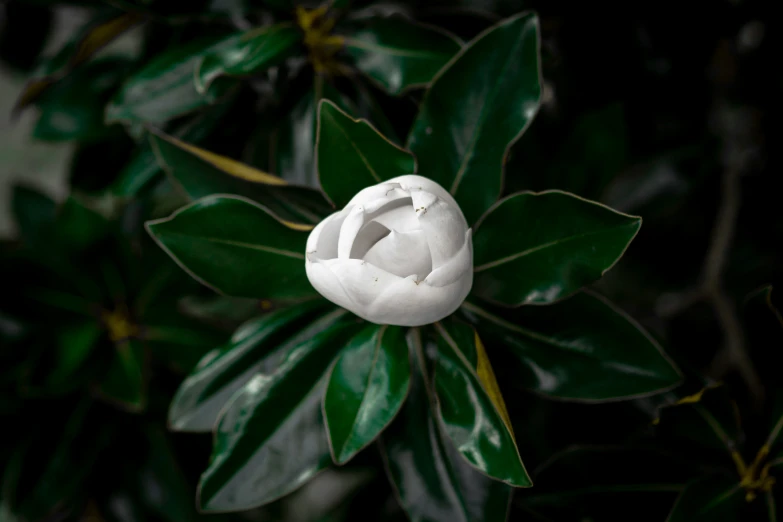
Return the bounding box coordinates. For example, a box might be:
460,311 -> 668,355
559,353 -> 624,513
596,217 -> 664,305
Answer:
407,12 -> 542,224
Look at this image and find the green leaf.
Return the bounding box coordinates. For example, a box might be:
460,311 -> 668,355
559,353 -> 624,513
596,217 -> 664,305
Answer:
13,11 -> 144,115
96,339 -> 146,411
197,318 -> 362,512
106,34 -> 241,124
667,475 -> 743,522
380,328 -> 512,522
316,99 -> 415,208
462,292 -> 681,401
344,16 -> 461,95
33,58 -> 130,142
145,195 -> 316,300
168,302 -> 342,432
406,12 -> 542,225
323,324 -> 410,464
195,23 -> 301,94
150,130 -> 330,224
262,78 -> 357,188
434,319 -> 531,487
110,98 -> 234,197
472,191 -> 641,306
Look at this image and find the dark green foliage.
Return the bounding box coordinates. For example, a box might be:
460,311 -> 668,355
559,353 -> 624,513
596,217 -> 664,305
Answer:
2,1 -> 780,521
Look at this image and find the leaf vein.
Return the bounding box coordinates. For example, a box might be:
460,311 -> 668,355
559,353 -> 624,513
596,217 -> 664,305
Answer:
473,222 -> 636,273
325,110 -> 382,183
160,231 -> 305,259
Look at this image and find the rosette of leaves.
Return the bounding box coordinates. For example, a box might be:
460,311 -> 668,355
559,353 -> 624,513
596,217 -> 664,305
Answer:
142,12 -> 683,518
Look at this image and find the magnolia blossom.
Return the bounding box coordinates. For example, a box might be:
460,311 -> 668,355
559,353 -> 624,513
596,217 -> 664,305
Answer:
305,175 -> 473,326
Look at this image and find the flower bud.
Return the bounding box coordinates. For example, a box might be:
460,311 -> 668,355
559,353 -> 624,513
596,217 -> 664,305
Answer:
305,175 -> 473,326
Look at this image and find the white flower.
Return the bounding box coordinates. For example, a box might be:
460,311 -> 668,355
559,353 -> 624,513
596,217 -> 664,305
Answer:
305,175 -> 473,326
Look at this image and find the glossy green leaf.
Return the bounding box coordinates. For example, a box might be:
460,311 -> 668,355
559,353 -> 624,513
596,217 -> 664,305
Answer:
434,320 -> 531,487
33,58 -> 130,142
462,292 -> 681,401
168,302 -> 342,432
198,319 -> 362,512
344,16 -> 461,95
150,131 -> 330,224
316,99 -> 415,208
262,79 -> 357,187
106,34 -> 241,124
110,98 -> 234,197
195,24 -> 301,93
324,324 -> 410,464
380,328 -> 512,522
97,339 -> 146,411
406,12 -> 542,224
667,475 -> 743,522
146,195 -> 316,300
350,75 -> 401,144
472,191 -> 642,306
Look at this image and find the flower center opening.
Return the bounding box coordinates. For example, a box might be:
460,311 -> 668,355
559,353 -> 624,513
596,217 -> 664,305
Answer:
348,196 -> 433,280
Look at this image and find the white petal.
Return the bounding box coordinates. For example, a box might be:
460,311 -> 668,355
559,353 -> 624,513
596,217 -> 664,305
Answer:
347,184 -> 407,207
385,175 -> 460,210
323,258 -> 400,308
363,229 -> 432,280
372,204 -> 420,232
367,271 -> 473,326
306,209 -> 348,261
337,205 -> 366,259
319,258 -> 471,326
305,259 -> 353,309
337,196 -> 411,259
424,229 -> 472,287
410,191 -> 468,268
350,221 -> 389,259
